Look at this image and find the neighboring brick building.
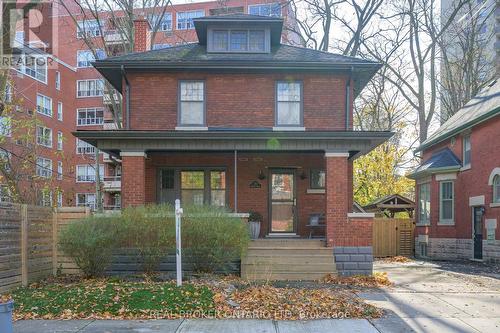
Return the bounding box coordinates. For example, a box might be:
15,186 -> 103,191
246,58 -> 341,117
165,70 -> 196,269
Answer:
1,0 -> 297,210
75,14 -> 391,276
409,79 -> 500,263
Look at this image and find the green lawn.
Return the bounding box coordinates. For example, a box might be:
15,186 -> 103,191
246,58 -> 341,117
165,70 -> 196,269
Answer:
12,279 -> 214,319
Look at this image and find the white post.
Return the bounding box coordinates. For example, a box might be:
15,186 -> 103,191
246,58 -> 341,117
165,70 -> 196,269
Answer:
175,199 -> 183,286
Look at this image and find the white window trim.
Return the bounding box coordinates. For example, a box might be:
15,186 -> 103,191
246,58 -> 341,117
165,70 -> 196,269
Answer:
36,126 -> 53,148
76,193 -> 97,210
57,161 -> 63,180
417,182 -> 431,226
176,10 -> 205,30
151,13 -> 173,31
36,157 -> 52,178
462,134 -> 471,169
36,93 -> 53,117
16,55 -> 48,84
55,71 -> 61,90
248,3 -> 282,17
57,131 -> 63,150
76,164 -> 104,183
76,138 -> 96,154
76,107 -> 104,126
76,79 -> 104,98
438,181 -> 455,225
0,116 -> 12,137
57,102 -> 63,121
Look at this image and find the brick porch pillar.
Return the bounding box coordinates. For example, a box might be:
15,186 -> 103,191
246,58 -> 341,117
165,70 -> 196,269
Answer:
325,152 -> 374,276
120,151 -> 147,207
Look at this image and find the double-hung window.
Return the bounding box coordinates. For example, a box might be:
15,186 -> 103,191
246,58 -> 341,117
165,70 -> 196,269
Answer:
24,56 -> 47,83
439,181 -> 454,224
310,169 -> 325,189
0,117 -> 11,137
177,11 -> 204,30
0,185 -> 10,203
77,49 -> 105,68
36,94 -> 52,116
463,135 -> 471,167
57,131 -> 63,150
76,164 -> 104,182
248,3 -> 281,17
179,81 -> 205,127
77,79 -> 104,97
150,13 -> 172,31
57,161 -> 63,180
76,193 -> 97,210
5,84 -> 12,103
76,138 -> 96,154
418,183 -> 431,225
36,126 -> 52,148
36,157 -> 52,178
276,81 -> 302,127
493,175 -> 500,203
77,108 -> 104,126
57,191 -> 63,207
55,71 -> 61,90
38,190 -> 52,207
77,19 -> 102,38
57,102 -> 63,121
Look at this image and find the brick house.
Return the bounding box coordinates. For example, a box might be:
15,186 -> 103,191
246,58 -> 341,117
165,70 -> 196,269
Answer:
75,14 -> 391,276
409,79 -> 500,262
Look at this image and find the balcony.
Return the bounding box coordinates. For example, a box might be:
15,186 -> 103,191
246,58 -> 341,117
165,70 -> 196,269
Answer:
102,176 -> 121,192
103,122 -> 118,130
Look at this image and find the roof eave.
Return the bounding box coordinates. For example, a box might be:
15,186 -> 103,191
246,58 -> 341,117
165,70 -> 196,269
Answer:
407,166 -> 461,179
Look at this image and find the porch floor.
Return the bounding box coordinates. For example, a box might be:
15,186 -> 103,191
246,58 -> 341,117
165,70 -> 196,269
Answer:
241,239 -> 336,281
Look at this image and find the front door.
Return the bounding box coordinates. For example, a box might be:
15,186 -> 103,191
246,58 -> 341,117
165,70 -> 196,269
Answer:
269,170 -> 296,234
473,207 -> 483,260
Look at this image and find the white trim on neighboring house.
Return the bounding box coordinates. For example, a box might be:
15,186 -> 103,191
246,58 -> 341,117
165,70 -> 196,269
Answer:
272,127 -> 306,131
347,212 -> 375,218
175,126 -> 208,131
120,151 -> 147,157
416,176 -> 432,185
469,195 -> 485,206
435,173 -> 457,181
488,167 -> 500,185
306,189 -> 325,194
325,152 -> 349,157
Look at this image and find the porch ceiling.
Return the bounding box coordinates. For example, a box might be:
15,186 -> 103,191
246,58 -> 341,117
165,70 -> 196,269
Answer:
73,130 -> 393,158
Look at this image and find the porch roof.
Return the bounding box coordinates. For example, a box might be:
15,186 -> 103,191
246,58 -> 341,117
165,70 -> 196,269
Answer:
73,130 -> 393,158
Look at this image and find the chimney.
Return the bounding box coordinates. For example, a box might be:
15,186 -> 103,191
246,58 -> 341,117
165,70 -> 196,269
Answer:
133,16 -> 151,53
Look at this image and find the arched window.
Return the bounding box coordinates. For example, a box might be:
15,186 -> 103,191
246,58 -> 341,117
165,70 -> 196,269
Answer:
494,175 -> 500,203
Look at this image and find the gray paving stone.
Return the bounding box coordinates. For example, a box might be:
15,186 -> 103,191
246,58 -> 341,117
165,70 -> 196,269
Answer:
177,319 -> 275,333
276,319 -> 378,333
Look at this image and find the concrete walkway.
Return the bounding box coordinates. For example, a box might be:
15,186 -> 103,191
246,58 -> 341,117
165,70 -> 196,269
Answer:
13,260 -> 500,332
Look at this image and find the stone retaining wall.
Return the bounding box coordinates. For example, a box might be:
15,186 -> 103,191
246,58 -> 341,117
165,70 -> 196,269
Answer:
333,246 -> 373,276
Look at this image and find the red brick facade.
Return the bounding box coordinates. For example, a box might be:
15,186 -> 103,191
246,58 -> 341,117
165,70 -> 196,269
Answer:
121,154 -> 146,207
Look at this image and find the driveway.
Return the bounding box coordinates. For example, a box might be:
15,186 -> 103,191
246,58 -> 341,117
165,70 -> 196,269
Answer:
361,259 -> 500,332
13,259 -> 500,333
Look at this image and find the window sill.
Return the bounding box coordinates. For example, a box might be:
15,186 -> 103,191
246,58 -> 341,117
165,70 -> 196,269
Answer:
415,223 -> 430,227
490,202 -> 500,208
306,189 -> 325,194
437,221 -> 455,226
460,164 -> 471,171
272,126 -> 305,131
175,126 -> 208,131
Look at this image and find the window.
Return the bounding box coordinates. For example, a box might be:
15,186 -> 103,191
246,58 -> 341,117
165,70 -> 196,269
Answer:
248,3 -> 281,17
0,117 -> 11,137
38,190 -> 52,207
419,183 -> 431,225
57,131 -> 63,150
276,81 -> 302,126
14,31 -> 24,47
77,108 -> 104,126
76,193 -> 97,210
36,157 -> 52,178
439,181 -> 454,223
209,29 -> 267,52
57,161 -> 63,180
77,19 -> 102,38
36,126 -> 52,148
177,11 -> 204,30
463,135 -> 471,167
76,164 -> 104,182
55,71 -> 61,90
0,185 -> 10,203
180,169 -> 226,206
36,94 -> 52,116
23,55 -> 47,83
77,49 -> 105,68
76,138 -> 96,154
310,169 -> 325,189
77,79 -> 104,97
494,175 -> 500,203
152,43 -> 170,50
57,191 -> 63,207
0,150 -> 11,171
179,81 -> 205,126
5,84 -> 12,103
57,102 -> 63,121
150,13 -> 172,31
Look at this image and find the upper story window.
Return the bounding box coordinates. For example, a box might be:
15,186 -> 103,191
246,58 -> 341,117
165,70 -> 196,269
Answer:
57,131 -> 63,150
23,55 -> 47,83
0,117 -> 12,137
439,181 -> 454,224
76,193 -> 97,210
36,126 -> 53,148
76,138 -> 96,154
418,183 -> 431,225
177,11 -> 204,30
77,19 -> 102,38
76,164 -> 104,182
36,157 -> 52,178
55,71 -> 61,90
494,175 -> 500,203
77,49 -> 105,68
57,161 -> 63,180
57,102 -> 63,121
152,43 -> 170,50
77,79 -> 104,98
5,84 -> 12,103
179,81 -> 205,127
36,94 -> 52,117
275,81 -> 302,127
77,108 -> 104,126
209,29 -> 268,53
150,13 -> 172,31
463,135 -> 471,167
248,3 -> 281,17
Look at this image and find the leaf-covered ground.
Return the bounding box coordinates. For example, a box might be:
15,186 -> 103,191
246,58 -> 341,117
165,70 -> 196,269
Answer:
8,275 -> 384,320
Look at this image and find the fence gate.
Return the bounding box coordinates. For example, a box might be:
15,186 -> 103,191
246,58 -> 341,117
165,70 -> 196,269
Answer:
372,218 -> 415,257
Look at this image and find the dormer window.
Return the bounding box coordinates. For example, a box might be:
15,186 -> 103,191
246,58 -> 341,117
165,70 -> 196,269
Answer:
208,28 -> 269,53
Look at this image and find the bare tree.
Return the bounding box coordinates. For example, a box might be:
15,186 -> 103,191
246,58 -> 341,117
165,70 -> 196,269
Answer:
439,0 -> 496,123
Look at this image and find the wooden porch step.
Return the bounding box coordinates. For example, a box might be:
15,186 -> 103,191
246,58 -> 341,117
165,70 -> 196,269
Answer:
242,255 -> 334,265
241,271 -> 331,281
250,239 -> 326,248
242,263 -> 335,273
246,247 -> 333,256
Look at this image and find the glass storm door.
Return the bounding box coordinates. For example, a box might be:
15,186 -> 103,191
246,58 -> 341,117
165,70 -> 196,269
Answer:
270,170 -> 296,233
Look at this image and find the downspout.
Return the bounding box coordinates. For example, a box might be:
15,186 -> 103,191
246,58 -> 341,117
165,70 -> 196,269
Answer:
345,67 -> 353,130
234,150 -> 238,213
121,65 -> 130,130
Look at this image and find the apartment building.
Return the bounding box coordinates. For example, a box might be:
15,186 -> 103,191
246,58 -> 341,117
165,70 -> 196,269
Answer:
1,0 -> 297,210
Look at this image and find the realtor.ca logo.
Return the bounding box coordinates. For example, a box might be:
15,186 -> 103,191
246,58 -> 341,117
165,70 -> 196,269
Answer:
1,0 -> 57,69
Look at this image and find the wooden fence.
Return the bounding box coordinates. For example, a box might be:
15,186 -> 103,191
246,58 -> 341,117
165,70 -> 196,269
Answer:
0,204 -> 89,293
372,218 -> 415,257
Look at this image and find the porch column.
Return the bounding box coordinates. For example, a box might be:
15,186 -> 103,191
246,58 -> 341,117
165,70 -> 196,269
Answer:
325,152 -> 374,276
120,151 -> 147,207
